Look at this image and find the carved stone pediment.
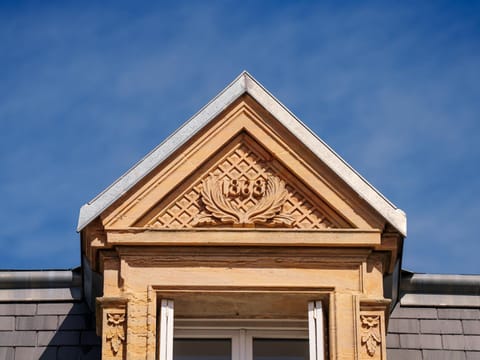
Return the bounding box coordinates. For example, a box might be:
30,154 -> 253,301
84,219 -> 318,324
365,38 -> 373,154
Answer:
135,134 -> 351,229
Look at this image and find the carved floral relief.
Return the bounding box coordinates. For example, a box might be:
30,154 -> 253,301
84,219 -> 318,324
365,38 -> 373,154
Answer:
106,312 -> 126,355
193,175 -> 294,227
360,315 -> 381,357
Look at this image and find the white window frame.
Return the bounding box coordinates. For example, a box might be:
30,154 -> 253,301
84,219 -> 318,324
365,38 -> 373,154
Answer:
158,299 -> 325,360
308,301 -> 325,360
158,299 -> 174,360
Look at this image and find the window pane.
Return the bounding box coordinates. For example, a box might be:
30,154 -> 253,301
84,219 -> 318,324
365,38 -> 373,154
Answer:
173,339 -> 231,360
253,339 -> 309,360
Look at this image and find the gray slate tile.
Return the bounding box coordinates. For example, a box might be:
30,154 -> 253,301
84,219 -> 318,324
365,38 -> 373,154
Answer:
443,335 -> 466,350
37,303 -> 90,316
423,350 -> 466,360
386,333 -> 400,348
388,318 -> 419,333
464,321 -> 480,335
0,304 -> 36,316
387,348 -> 422,360
391,306 -> 437,319
16,315 -> 58,330
37,347 -> 58,360
14,347 -> 36,360
0,347 -> 14,360
0,317 -> 15,330
38,331 -> 80,346
421,319 -> 463,334
466,336 -> 480,351
438,309 -> 480,320
0,331 -> 36,346
14,347 -> 56,360
400,334 -> 442,349
58,315 -> 88,330
466,352 -> 480,360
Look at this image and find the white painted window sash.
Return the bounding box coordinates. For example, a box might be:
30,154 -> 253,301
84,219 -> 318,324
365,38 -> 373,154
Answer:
160,303 -> 321,360
308,301 -> 325,360
159,299 -> 174,360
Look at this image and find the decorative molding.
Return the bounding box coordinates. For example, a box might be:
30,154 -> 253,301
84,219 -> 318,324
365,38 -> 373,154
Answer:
106,312 -> 126,355
193,175 -> 294,227
141,139 -> 345,229
360,314 -> 381,357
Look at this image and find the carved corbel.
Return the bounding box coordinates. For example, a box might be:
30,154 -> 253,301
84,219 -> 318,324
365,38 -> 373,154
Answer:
359,299 -> 390,359
360,315 -> 381,356
106,312 -> 126,354
97,297 -> 128,359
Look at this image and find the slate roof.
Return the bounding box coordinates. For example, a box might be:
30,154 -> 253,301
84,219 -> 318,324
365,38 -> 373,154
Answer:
0,301 -> 100,360
387,304 -> 480,360
77,71 -> 406,236
0,269 -> 100,360
387,271 -> 480,360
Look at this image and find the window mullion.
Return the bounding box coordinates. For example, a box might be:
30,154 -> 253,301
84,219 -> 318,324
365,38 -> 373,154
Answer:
239,329 -> 247,360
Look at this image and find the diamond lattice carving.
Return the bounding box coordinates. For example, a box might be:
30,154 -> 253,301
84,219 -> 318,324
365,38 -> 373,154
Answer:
140,136 -> 349,229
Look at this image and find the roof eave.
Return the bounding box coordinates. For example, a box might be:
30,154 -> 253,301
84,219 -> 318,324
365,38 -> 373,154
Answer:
77,71 -> 249,231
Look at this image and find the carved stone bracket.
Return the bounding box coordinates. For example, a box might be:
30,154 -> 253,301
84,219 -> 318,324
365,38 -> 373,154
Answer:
360,315 -> 381,357
193,175 -> 294,227
359,299 -> 390,359
97,297 -> 128,358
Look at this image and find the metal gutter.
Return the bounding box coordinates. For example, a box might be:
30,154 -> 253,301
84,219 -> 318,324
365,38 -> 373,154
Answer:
0,270 -> 81,289
399,271 -> 480,307
401,272 -> 480,294
0,269 -> 82,302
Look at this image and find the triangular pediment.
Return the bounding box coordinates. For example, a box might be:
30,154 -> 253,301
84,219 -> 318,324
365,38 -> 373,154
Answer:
79,72 -> 406,236
134,132 -> 351,229
99,95 -> 385,232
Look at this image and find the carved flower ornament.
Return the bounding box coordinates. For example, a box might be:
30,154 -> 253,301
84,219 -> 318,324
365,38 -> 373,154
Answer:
360,315 -> 381,357
193,175 -> 294,227
106,313 -> 125,354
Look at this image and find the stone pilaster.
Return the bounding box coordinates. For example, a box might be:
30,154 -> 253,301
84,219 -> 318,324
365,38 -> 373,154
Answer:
358,299 -> 390,360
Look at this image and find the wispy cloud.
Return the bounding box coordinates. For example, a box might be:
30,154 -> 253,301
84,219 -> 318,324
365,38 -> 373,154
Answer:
0,1 -> 479,273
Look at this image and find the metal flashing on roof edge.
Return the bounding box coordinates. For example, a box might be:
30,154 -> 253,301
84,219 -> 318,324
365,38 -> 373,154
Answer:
0,269 -> 82,302
399,271 -> 480,307
77,71 -> 407,236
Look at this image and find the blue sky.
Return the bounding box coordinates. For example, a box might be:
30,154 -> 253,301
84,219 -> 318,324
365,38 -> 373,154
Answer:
0,1 -> 479,273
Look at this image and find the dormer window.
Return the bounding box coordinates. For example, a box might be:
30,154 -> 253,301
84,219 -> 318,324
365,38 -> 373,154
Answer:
83,73 -> 403,360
